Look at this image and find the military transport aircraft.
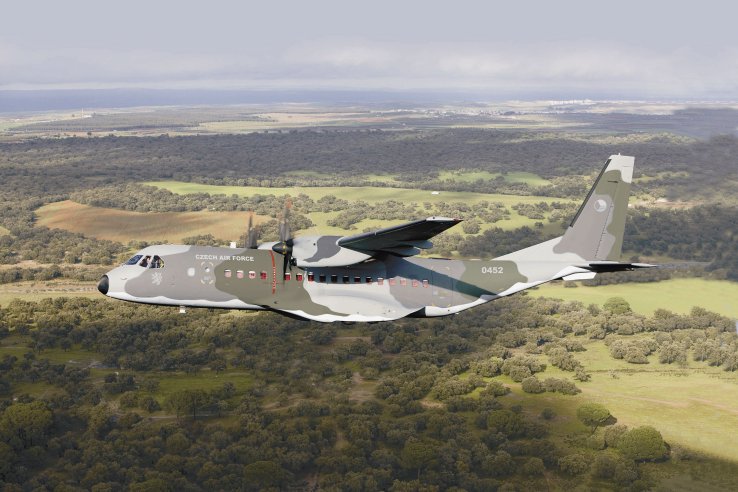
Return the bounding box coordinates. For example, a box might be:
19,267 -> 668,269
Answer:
97,155 -> 653,322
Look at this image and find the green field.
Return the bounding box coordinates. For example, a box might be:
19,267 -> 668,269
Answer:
437,170 -> 551,186
147,370 -> 253,400
143,180 -> 574,233
0,280 -> 101,306
502,339 -> 738,462
576,341 -> 738,460
531,278 -> 738,319
143,180 -> 567,205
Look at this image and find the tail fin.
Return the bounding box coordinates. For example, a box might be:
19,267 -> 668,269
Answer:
553,155 -> 634,261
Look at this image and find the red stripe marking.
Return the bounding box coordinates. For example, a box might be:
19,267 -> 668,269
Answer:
269,251 -> 277,294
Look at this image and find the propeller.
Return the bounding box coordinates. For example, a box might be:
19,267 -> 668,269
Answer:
245,212 -> 259,249
272,201 -> 294,278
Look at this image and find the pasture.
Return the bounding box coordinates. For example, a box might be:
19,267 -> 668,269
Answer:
143,180 -> 575,233
531,278 -> 738,319
437,170 -> 551,186
142,180 -> 565,206
35,200 -> 267,244
500,338 -> 738,462
0,280 -> 101,306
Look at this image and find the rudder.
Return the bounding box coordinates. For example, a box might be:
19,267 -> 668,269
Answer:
553,155 -> 634,261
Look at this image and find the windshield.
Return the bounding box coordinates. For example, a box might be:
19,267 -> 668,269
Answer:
124,255 -> 143,266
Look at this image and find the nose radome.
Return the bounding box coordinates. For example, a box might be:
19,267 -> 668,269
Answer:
97,275 -> 109,295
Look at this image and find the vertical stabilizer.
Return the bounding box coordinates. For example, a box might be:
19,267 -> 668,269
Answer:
553,155 -> 634,261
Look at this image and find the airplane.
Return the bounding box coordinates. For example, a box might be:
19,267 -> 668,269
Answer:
97,155 -> 654,322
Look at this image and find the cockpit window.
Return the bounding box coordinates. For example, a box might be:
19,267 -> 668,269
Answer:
125,255 -> 143,266
139,255 -> 164,268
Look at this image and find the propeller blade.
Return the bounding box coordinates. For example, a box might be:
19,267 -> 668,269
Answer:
274,200 -> 294,279
279,201 -> 292,243
246,212 -> 258,249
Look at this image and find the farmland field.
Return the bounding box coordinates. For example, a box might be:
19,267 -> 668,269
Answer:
437,170 -> 551,186
530,278 -> 738,319
0,280 -> 102,306
143,180 -> 569,205
499,338 -> 738,462
35,200 -> 268,243
143,180 -> 575,232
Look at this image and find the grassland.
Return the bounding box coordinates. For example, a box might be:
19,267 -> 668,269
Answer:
142,180 -> 563,205
0,280 -> 101,306
494,337 -> 738,462
530,278 -> 738,319
35,200 -> 269,244
437,170 -> 550,186
0,225 -> 9,236
143,180 -> 574,233
145,370 -> 253,400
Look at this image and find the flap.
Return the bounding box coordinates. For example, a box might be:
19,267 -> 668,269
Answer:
337,217 -> 461,257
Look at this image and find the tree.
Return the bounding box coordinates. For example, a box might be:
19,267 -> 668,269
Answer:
604,297 -> 632,315
558,454 -> 590,476
0,401 -> 53,450
243,460 -> 291,489
165,389 -> 209,419
618,426 -> 668,461
521,376 -> 545,394
576,402 -> 611,434
521,457 -> 545,476
400,438 -> 437,481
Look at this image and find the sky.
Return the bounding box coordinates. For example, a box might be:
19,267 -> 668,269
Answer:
2,0 -> 738,99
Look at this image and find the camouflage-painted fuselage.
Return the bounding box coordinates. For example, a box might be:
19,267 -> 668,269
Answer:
99,155 -> 653,322
100,244 -> 555,322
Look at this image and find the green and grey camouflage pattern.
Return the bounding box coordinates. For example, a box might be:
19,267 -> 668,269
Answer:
98,155 -> 653,322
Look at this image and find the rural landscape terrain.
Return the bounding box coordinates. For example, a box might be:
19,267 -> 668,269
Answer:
1,100 -> 738,490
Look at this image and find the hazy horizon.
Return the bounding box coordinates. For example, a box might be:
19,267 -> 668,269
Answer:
3,0 -> 738,100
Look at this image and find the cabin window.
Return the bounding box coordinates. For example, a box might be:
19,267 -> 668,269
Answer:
308,272 -> 315,282
296,273 -> 304,281
237,270 -> 244,279
260,271 -> 267,280
125,255 -> 143,266
377,277 -> 384,285
284,272 -> 291,281
365,277 -> 373,284
224,269 -> 232,278
139,256 -> 151,268
319,274 -> 326,283
412,279 -> 419,288
422,279 -> 429,288
400,278 -> 407,286
389,278 -> 396,286
249,271 -> 256,279
343,275 -> 350,283
352,276 -> 360,283
330,274 -> 338,283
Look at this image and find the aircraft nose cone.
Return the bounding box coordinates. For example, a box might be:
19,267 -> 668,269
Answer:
97,275 -> 109,295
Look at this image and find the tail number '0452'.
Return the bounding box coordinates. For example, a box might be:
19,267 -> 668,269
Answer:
482,266 -> 504,274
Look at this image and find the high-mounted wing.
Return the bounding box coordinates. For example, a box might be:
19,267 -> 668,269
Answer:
337,217 -> 461,257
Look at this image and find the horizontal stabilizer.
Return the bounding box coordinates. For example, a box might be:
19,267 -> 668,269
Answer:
562,272 -> 598,281
577,261 -> 657,272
